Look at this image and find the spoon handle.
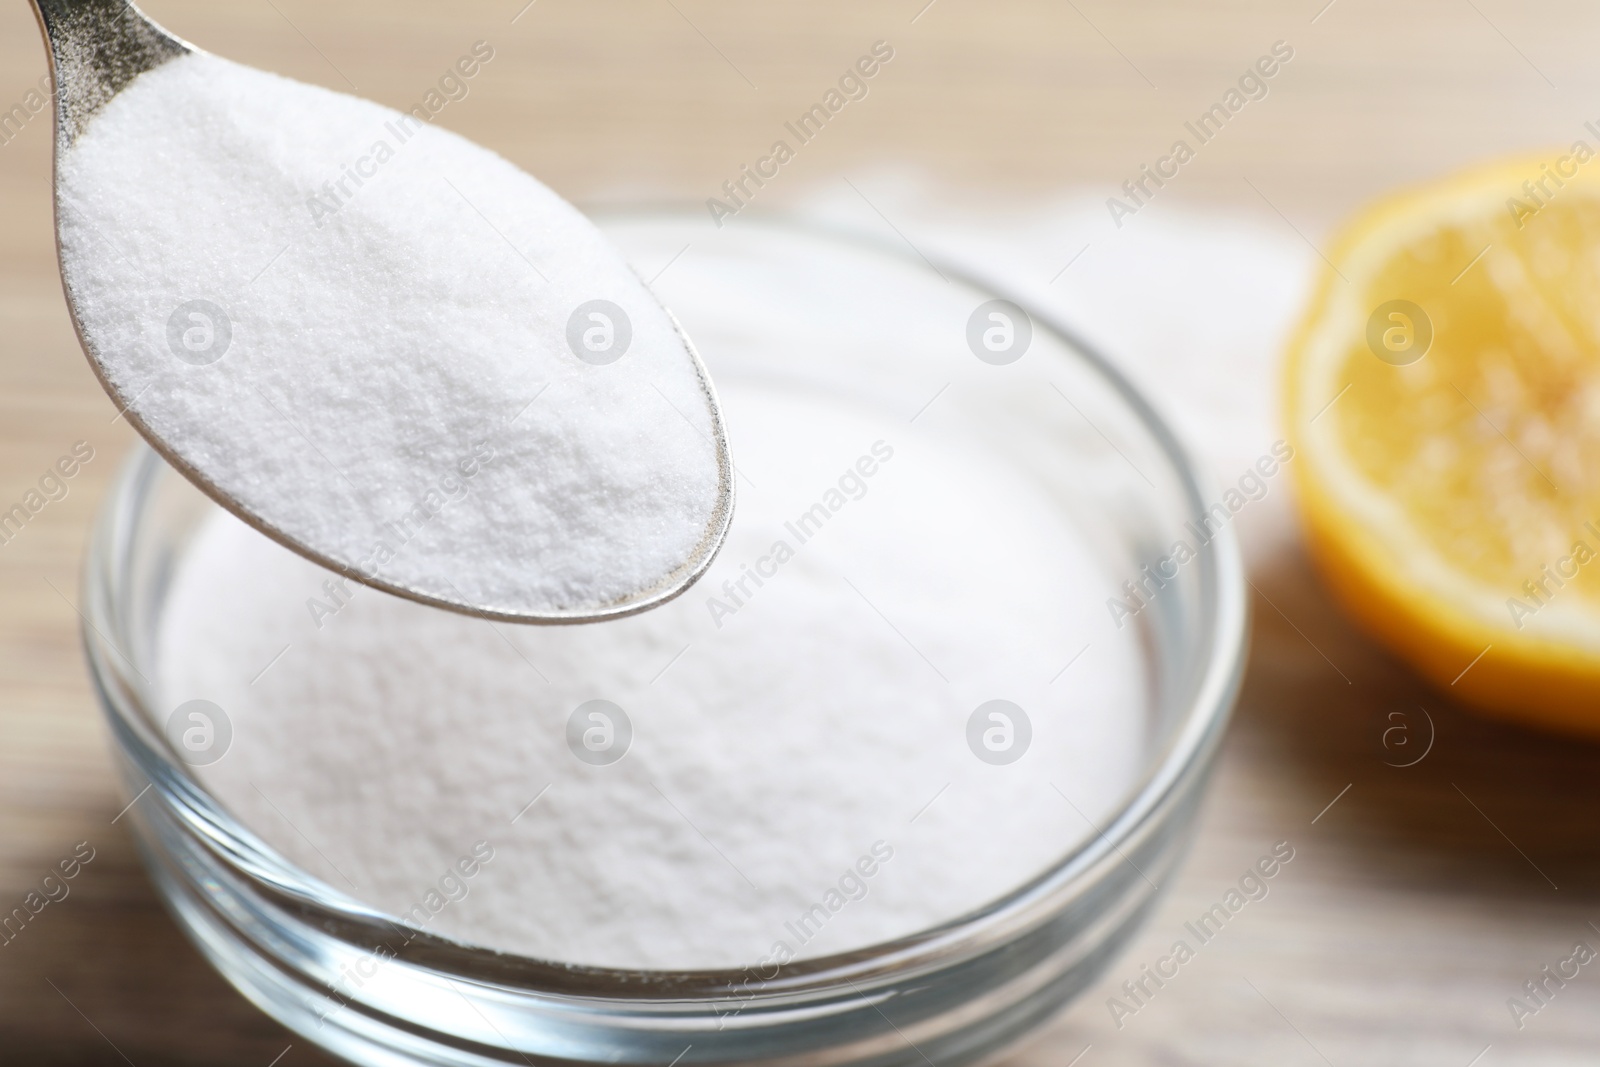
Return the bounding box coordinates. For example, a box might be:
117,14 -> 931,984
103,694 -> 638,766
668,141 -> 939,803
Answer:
29,0 -> 191,148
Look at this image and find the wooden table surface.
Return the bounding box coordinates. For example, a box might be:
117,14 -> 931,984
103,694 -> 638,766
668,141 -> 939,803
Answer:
5,1 -> 1600,1063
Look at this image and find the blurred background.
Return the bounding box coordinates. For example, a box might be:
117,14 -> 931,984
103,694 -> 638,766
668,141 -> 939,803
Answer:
4,0 -> 1600,1063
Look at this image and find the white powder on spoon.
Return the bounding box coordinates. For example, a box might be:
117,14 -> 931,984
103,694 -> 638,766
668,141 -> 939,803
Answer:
56,51 -> 728,619
155,223 -> 1154,970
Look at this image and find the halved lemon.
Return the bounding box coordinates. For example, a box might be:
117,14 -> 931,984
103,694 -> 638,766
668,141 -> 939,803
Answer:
1286,153 -> 1600,736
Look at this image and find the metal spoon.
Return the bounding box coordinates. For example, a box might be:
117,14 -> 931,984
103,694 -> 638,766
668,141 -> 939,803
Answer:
29,0 -> 734,624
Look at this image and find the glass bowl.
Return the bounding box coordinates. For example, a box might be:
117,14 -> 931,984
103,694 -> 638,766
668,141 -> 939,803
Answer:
81,216 -> 1247,1067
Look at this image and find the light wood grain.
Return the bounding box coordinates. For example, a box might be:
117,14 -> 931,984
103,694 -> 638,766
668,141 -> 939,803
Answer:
3,0 -> 1599,1063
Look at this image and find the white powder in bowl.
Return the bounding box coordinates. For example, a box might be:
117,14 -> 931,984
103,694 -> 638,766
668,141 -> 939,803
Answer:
57,52 -> 727,619
155,221 -> 1154,971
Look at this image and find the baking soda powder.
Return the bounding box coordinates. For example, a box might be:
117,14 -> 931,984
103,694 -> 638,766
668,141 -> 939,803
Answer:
58,52 -> 726,618
155,221 -> 1154,971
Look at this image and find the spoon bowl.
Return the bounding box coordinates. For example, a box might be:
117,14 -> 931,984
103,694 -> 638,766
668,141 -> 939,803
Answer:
31,0 -> 735,625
